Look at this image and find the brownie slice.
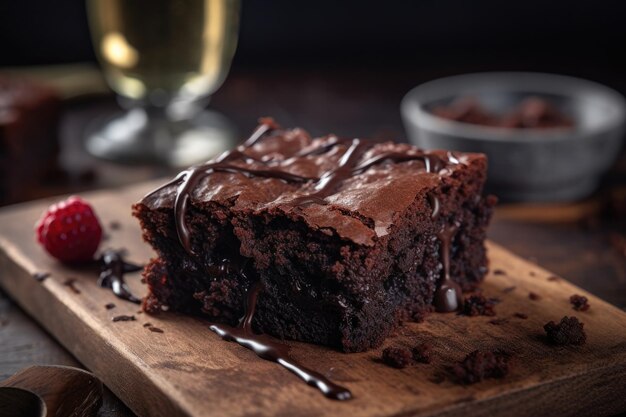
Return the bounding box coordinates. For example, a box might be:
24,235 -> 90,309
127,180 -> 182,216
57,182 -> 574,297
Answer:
133,120 -> 495,352
0,76 -> 60,204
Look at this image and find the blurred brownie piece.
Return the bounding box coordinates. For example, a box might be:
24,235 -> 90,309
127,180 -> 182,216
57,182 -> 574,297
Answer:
0,76 -> 61,204
432,96 -> 574,130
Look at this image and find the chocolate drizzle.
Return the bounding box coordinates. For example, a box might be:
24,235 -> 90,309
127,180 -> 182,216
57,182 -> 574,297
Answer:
209,282 -> 352,401
433,224 -> 463,312
145,119 -> 450,255
98,249 -> 143,304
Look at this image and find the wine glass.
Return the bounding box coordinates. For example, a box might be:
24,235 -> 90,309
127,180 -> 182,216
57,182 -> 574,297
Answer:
86,0 -> 240,167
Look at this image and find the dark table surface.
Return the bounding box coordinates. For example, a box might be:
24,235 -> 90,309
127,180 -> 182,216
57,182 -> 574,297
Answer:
1,68 -> 625,416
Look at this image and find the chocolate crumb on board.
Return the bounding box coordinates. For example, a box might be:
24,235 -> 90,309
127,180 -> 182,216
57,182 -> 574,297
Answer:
544,316 -> 586,346
109,221 -> 122,230
33,272 -> 50,282
570,294 -> 590,311
462,294 -> 496,316
529,271 -> 536,277
382,347 -> 413,369
489,318 -> 509,325
429,373 -> 446,384
143,322 -> 152,328
412,343 -> 432,364
528,292 -> 541,301
63,278 -> 81,294
514,312 -> 528,319
148,327 -> 164,333
492,269 -> 507,276
451,350 -> 511,385
547,276 -> 560,282
502,286 -> 516,293
105,303 -> 116,310
112,315 -> 136,322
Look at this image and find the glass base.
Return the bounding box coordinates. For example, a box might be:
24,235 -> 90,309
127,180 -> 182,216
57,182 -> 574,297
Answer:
85,107 -> 238,167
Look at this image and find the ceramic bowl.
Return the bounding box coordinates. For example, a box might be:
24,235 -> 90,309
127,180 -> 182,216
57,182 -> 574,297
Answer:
401,72 -> 626,201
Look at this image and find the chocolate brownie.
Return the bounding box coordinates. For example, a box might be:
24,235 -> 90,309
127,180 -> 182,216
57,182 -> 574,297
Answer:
0,76 -> 60,204
133,118 -> 495,352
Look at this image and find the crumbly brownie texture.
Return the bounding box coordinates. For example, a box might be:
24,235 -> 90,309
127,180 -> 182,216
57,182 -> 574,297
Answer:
412,343 -> 432,364
382,347 -> 413,369
462,294 -> 496,316
451,350 -> 511,384
569,294 -> 590,312
133,120 -> 495,352
543,316 -> 586,346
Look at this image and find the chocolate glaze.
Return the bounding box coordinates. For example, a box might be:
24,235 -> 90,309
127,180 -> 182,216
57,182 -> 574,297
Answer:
433,223 -> 463,312
209,282 -> 352,401
98,249 -> 143,304
151,120 -> 451,254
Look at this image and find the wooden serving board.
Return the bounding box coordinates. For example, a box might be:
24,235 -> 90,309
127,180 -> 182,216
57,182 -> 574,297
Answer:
0,181 -> 625,417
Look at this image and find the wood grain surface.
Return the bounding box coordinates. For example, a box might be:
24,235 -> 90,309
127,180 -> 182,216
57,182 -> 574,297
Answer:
0,181 -> 625,417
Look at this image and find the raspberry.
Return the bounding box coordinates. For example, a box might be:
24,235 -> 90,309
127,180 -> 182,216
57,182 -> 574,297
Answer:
35,196 -> 102,263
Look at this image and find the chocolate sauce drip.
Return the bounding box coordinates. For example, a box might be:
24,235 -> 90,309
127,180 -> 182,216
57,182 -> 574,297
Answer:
209,282 -> 352,401
433,224 -> 463,312
290,139 -> 371,206
354,151 -> 445,175
98,249 -> 143,304
428,194 -> 441,219
173,164 -> 313,254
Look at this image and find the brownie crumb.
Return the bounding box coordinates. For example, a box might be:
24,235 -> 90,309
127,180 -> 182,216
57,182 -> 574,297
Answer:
544,316 -> 586,346
112,315 -> 136,322
63,278 -> 81,294
148,327 -> 164,333
451,350 -> 511,384
109,221 -> 122,230
429,373 -> 446,384
33,272 -> 50,282
514,312 -> 528,319
462,294 -> 496,316
412,343 -> 432,364
502,286 -> 516,294
493,269 -> 507,276
547,276 -> 560,282
143,322 -> 152,328
105,303 -> 116,310
569,294 -> 590,312
382,347 -> 413,369
528,292 -> 541,301
529,271 -> 536,277
489,318 -> 509,325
